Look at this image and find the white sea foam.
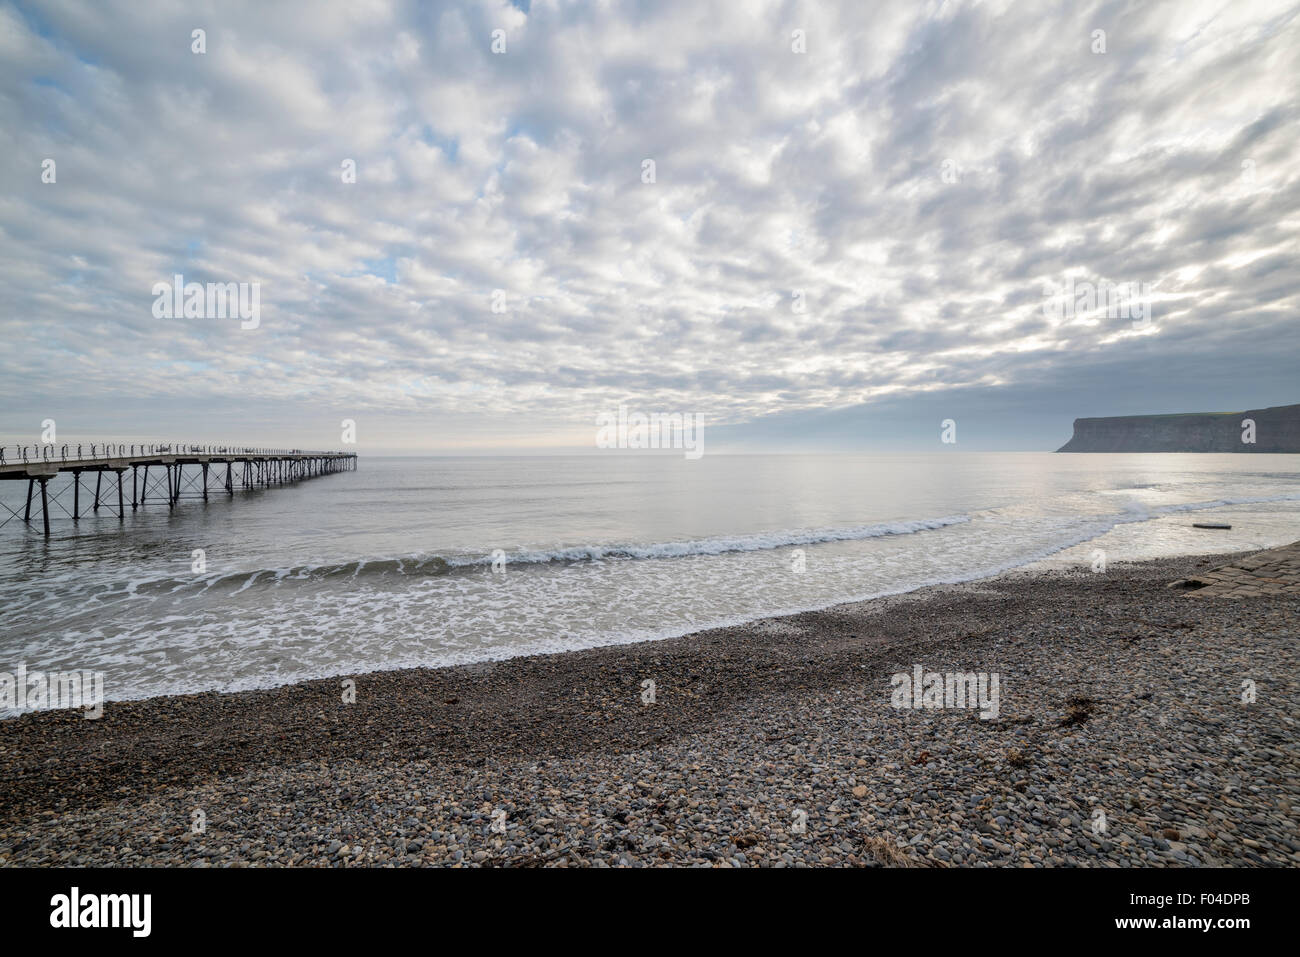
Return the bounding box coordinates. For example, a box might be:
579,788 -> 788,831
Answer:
443,513 -> 973,566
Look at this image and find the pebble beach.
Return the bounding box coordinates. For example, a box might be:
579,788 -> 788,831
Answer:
1,546 -> 1296,868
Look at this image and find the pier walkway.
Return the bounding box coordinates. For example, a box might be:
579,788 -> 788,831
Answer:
0,443 -> 357,536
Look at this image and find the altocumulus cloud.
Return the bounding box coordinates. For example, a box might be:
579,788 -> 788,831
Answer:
0,0 -> 1296,450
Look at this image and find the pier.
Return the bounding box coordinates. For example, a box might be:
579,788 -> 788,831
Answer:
0,443 -> 357,537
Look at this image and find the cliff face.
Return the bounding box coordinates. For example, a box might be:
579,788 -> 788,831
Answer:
1057,403 -> 1300,452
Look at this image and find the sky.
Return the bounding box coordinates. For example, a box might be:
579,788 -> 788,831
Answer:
1,0 -> 1297,454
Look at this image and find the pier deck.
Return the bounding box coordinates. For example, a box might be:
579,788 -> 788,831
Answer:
0,444 -> 357,536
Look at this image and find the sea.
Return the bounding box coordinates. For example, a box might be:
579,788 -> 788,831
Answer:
2,451 -> 1298,712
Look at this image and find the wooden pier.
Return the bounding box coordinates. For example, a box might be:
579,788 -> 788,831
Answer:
0,444 -> 357,537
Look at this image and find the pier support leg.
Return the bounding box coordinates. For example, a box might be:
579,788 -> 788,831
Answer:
226,462 -> 233,495
94,470 -> 102,513
117,470 -> 125,520
24,478 -> 33,522
132,465 -> 138,509
39,477 -> 50,538
74,472 -> 80,521
202,463 -> 209,502
140,465 -> 148,506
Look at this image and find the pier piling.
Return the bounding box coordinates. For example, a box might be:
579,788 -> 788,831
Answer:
38,477 -> 49,537
0,444 -> 356,538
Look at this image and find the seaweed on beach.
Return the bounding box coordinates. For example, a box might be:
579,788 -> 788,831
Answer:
1060,695 -> 1096,726
861,836 -> 915,867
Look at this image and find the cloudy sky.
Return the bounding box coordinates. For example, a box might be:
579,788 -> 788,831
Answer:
2,0 -> 1296,453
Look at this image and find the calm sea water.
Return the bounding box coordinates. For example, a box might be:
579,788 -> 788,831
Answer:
2,452 -> 1298,710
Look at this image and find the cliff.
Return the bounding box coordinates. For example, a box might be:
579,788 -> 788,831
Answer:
1057,403 -> 1300,452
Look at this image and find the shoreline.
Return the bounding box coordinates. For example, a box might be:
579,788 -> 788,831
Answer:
10,516 -> 1295,712
1,546 -> 1296,866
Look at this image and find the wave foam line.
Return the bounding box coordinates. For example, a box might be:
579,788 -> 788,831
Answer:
100,513 -> 975,597
444,513 -> 974,566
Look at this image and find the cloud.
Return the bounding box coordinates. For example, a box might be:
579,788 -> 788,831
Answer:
1,0 -> 1296,450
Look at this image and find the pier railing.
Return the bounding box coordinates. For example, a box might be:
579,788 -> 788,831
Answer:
0,444 -> 346,465
0,443 -> 357,537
